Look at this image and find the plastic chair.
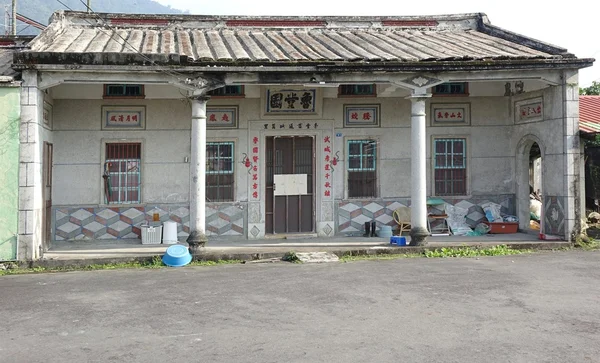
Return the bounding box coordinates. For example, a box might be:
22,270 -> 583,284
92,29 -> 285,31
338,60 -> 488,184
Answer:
393,207 -> 412,236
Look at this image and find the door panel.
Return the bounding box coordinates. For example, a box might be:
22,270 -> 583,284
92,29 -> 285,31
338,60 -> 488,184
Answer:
265,136 -> 314,234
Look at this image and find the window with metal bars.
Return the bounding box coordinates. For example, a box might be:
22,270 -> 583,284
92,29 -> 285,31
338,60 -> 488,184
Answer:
338,84 -> 376,97
434,138 -> 467,196
347,139 -> 377,198
206,142 -> 235,202
103,84 -> 144,98
207,86 -> 244,97
432,82 -> 468,96
104,143 -> 141,204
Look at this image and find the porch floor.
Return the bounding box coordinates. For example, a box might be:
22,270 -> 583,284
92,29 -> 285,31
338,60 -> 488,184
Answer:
44,232 -> 565,261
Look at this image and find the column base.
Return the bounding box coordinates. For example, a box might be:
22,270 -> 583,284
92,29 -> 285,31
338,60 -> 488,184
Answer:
409,227 -> 429,246
186,230 -> 208,255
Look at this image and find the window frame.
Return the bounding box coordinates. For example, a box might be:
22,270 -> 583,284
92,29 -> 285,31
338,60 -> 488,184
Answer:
338,84 -> 377,98
101,140 -> 143,205
207,85 -> 245,98
206,140 -> 236,203
432,82 -> 469,97
345,138 -> 379,199
432,137 -> 469,197
103,84 -> 145,99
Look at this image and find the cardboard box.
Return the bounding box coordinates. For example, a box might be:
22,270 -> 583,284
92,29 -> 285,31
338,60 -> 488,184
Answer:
484,222 -> 518,234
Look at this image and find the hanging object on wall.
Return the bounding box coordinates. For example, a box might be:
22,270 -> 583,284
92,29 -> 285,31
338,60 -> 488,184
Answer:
265,88 -> 317,114
102,162 -> 113,204
515,97 -> 544,123
206,106 -> 238,129
240,152 -> 253,174
101,106 -> 145,130
343,104 -> 381,128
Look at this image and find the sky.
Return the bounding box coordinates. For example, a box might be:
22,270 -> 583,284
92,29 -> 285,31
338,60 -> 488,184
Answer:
153,0 -> 599,88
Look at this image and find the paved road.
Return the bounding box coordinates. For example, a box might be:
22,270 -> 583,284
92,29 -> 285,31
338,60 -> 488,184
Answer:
1,250 -> 599,363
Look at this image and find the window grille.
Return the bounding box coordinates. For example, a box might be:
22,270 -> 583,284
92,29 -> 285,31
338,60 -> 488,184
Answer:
104,84 -> 144,98
339,84 -> 376,96
105,143 -> 141,204
347,139 -> 377,198
433,82 -> 468,95
207,86 -> 244,97
434,138 -> 467,196
206,142 -> 235,202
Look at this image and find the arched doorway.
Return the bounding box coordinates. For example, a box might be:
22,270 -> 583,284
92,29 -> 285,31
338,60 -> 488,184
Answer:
516,135 -> 544,233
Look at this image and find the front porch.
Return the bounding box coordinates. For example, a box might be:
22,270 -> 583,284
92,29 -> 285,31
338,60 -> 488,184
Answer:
42,232 -> 557,262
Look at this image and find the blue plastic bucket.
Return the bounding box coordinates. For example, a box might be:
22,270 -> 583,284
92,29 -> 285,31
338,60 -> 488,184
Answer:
390,236 -> 407,246
162,245 -> 192,267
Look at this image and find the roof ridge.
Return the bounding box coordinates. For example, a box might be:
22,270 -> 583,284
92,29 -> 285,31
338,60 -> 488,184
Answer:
54,10 -> 485,30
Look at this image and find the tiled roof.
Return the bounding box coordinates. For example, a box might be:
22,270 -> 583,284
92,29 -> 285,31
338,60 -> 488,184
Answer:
580,96 -> 600,134
16,11 -> 592,68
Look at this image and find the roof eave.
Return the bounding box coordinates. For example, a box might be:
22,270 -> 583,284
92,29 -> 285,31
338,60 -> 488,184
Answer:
12,52 -> 595,73
478,22 -> 572,57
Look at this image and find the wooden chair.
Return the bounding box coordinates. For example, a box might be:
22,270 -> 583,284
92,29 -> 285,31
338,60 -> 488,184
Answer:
393,207 -> 412,236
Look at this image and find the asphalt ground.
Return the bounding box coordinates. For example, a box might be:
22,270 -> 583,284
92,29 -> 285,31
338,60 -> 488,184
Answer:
1,250 -> 599,363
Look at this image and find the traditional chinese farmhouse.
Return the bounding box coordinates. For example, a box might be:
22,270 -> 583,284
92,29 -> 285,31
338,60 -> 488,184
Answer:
12,11 -> 593,260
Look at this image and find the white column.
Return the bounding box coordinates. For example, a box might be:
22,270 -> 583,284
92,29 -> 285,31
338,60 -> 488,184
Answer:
409,92 -> 431,245
188,95 -> 210,247
562,70 -> 581,240
19,70 -> 44,260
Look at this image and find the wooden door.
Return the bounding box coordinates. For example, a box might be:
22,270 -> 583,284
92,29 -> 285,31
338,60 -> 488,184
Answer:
265,136 -> 314,234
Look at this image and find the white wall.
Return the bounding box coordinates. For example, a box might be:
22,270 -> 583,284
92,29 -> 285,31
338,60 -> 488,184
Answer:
51,81 -> 554,207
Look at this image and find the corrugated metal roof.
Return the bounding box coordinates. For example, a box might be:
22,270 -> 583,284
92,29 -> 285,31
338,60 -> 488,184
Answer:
580,96 -> 600,134
17,11 -> 588,68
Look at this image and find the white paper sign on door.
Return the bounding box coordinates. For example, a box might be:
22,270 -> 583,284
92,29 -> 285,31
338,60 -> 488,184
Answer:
274,174 -> 308,196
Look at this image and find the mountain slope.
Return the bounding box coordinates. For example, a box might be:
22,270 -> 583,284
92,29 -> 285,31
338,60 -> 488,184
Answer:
1,0 -> 186,35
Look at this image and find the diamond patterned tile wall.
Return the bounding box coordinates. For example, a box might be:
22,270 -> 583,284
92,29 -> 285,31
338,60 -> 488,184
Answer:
54,203 -> 246,241
205,203 -> 244,236
337,195 -> 515,235
544,195 -> 565,236
338,200 -> 410,234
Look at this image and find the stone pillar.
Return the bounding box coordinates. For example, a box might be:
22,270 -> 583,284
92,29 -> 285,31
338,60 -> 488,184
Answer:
18,70 -> 44,260
562,70 -> 580,241
187,95 -> 210,251
408,92 -> 431,245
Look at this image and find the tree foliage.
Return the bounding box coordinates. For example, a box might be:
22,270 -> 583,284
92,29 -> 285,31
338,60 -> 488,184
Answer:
580,81 -> 600,95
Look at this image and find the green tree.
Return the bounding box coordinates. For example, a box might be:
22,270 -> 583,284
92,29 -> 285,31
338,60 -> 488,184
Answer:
580,81 -> 600,95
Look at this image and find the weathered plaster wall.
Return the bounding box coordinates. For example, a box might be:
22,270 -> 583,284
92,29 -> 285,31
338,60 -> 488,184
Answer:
50,81 -> 564,241
326,94 -> 516,200
51,95 -> 256,206
511,75 -> 578,239
0,87 -> 20,260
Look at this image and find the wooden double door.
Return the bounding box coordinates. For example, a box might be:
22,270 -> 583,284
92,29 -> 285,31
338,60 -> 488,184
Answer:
265,136 -> 314,234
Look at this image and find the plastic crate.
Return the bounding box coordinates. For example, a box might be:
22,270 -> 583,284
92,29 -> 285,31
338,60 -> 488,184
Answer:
141,225 -> 163,244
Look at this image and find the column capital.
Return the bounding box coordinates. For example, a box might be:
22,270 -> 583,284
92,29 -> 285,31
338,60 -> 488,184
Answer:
406,92 -> 432,100
189,94 -> 211,102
